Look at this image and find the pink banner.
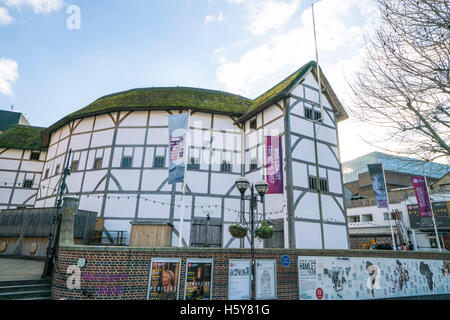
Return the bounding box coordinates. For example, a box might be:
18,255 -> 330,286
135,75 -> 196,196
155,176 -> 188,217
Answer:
265,136 -> 283,194
411,176 -> 433,217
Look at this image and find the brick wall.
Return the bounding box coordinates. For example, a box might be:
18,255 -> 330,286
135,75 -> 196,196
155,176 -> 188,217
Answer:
52,245 -> 450,300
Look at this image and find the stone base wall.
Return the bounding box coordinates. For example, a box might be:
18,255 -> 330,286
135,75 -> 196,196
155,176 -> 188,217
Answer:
52,245 -> 450,300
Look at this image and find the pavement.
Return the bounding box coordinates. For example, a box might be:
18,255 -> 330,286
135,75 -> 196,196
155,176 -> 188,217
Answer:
0,258 -> 44,281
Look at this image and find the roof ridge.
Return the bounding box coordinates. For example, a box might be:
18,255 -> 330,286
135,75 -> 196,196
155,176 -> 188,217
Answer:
91,86 -> 252,103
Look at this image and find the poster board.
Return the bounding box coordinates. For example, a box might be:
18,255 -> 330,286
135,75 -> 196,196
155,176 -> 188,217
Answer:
228,259 -> 251,300
255,259 -> 277,300
184,259 -> 213,300
408,202 -> 450,229
147,258 -> 181,300
298,256 -> 450,300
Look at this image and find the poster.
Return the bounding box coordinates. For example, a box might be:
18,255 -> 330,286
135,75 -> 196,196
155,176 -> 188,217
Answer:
367,163 -> 388,208
407,202 -> 450,229
255,259 -> 277,300
265,136 -> 283,194
411,176 -> 433,217
298,256 -> 450,300
228,259 -> 251,300
168,113 -> 189,184
147,258 -> 181,300
184,259 -> 213,300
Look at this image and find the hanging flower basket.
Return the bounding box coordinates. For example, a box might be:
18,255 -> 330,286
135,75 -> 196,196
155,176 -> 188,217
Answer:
255,221 -> 274,240
229,224 -> 248,238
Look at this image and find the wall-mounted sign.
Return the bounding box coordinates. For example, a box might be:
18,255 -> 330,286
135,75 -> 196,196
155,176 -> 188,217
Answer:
147,258 -> 181,300
228,259 -> 251,300
184,259 -> 213,300
255,259 -> 277,300
281,255 -> 291,267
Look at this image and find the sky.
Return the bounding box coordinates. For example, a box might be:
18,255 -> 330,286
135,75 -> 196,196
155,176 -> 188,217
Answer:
0,0 -> 382,162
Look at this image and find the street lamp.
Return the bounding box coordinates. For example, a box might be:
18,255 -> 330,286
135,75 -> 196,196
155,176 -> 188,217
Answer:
235,176 -> 269,300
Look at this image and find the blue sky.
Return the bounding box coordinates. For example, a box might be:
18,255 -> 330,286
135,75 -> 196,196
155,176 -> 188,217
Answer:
0,0 -> 379,161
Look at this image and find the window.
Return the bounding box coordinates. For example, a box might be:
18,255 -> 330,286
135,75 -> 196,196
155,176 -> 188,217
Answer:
30,152 -> 40,161
348,216 -> 360,223
23,179 -> 33,189
187,157 -> 200,170
308,176 -> 317,190
221,161 -> 231,173
250,158 -> 258,171
71,160 -> 79,173
319,178 -> 329,192
250,118 -> 257,130
361,214 -> 373,222
93,158 -> 103,169
383,212 -> 391,221
121,156 -> 133,168
45,168 -> 49,179
308,176 -> 329,192
55,165 -> 61,175
154,156 -> 165,168
304,106 -> 322,122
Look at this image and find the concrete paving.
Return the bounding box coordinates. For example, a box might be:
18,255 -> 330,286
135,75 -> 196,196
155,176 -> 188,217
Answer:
0,258 -> 44,281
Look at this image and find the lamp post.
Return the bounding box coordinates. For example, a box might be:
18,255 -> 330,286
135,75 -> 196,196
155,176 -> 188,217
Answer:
235,177 -> 269,300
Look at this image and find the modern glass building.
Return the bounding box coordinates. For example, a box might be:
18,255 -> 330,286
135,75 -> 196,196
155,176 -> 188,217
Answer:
342,152 -> 450,184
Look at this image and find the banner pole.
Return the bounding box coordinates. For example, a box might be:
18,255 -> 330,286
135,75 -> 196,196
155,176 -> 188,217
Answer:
381,163 -> 396,250
177,114 -> 190,248
424,177 -> 441,252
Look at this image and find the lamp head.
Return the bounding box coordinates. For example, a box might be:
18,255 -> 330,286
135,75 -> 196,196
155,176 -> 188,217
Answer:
255,180 -> 269,197
235,177 -> 250,194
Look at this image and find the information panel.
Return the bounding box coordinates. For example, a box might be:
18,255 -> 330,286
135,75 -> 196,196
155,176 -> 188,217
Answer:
255,259 -> 277,300
228,259 -> 251,300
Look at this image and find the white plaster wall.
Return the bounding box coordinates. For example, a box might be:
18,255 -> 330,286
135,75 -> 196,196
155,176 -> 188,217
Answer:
294,192 -> 320,220
103,194 -> 136,218
116,128 -> 146,145
292,162 -> 308,188
137,194 -> 171,219
120,111 -> 148,127
323,224 -> 349,249
94,114 -> 115,131
295,221 -> 322,249
321,195 -> 345,223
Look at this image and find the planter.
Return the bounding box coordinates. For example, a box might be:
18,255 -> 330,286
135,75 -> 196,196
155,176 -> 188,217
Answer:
255,221 -> 274,240
229,224 -> 248,238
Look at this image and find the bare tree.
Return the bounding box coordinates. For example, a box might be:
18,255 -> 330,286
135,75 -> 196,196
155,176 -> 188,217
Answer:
349,0 -> 449,163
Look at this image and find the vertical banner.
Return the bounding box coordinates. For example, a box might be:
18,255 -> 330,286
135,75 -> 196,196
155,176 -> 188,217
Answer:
228,259 -> 251,300
367,164 -> 388,208
168,113 -> 190,184
255,259 -> 277,299
147,258 -> 181,300
411,176 -> 433,217
184,259 -> 213,300
265,136 -> 283,194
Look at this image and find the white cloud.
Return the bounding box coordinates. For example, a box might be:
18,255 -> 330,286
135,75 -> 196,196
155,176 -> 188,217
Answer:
2,0 -> 64,14
248,0 -> 301,35
216,0 -> 377,98
205,12 -> 224,24
0,58 -> 19,96
0,7 -> 13,24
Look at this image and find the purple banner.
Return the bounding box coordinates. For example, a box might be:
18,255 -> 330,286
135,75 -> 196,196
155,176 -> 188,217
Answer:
411,176 -> 433,217
265,136 -> 283,194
